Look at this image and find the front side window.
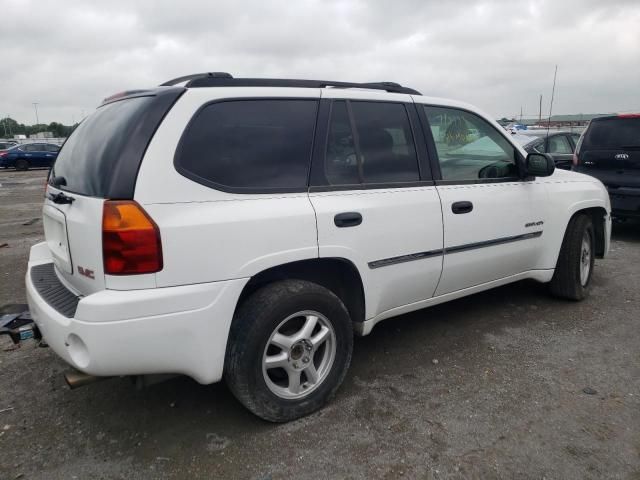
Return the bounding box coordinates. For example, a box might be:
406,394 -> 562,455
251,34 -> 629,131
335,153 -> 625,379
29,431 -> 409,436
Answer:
176,99 -> 318,191
424,106 -> 518,181
323,101 -> 420,185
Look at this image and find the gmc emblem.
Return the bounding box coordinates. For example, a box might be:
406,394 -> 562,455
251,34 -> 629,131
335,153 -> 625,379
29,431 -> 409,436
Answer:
77,266 -> 95,280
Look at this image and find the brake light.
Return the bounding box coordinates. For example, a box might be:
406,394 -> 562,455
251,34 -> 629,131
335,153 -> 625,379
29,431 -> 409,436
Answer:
102,200 -> 163,275
0,152 -> 7,157
617,113 -> 640,118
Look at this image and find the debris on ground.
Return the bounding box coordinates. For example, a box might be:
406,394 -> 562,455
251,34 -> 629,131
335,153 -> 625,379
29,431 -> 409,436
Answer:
582,387 -> 598,395
0,243 -> 8,249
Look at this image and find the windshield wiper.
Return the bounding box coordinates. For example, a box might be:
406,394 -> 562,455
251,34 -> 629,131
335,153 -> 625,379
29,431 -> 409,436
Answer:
48,191 -> 75,204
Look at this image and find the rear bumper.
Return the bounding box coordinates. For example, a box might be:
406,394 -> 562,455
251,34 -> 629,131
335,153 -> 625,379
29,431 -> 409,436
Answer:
25,242 -> 248,384
608,187 -> 640,218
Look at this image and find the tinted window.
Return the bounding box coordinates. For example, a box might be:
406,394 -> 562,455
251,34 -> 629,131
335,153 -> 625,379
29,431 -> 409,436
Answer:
325,101 -> 359,185
583,118 -> 640,149
424,106 -> 518,181
52,96 -> 156,196
176,100 -> 318,191
322,101 -> 419,185
528,139 -> 545,153
548,135 -> 573,154
45,144 -> 60,152
351,102 -> 419,183
570,133 -> 582,146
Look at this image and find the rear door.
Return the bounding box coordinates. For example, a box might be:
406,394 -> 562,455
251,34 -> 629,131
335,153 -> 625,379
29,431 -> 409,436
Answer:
308,94 -> 443,319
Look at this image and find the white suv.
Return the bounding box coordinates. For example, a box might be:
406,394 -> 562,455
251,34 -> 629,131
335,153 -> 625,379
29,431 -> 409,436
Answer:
26,73 -> 611,422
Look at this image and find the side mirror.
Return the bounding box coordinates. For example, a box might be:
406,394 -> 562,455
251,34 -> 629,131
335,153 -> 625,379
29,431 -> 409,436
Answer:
525,152 -> 555,177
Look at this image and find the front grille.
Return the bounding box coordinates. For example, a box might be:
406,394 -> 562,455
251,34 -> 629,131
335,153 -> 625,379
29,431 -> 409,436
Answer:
30,263 -> 80,318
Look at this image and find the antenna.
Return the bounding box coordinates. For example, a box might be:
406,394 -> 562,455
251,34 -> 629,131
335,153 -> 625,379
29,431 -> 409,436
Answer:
546,65 -> 558,142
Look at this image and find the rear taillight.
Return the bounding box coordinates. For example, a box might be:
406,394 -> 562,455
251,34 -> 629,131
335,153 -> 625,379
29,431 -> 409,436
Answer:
102,200 -> 163,275
0,152 -> 7,157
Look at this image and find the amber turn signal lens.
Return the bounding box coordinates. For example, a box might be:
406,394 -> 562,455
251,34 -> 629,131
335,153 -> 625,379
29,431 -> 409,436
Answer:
102,200 -> 163,275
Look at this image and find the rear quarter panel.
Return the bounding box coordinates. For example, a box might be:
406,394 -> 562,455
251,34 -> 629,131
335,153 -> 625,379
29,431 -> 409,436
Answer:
134,87 -> 322,287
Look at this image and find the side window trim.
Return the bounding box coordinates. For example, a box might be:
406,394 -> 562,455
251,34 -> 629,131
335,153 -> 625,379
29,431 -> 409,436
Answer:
309,99 -> 432,191
418,103 -> 525,184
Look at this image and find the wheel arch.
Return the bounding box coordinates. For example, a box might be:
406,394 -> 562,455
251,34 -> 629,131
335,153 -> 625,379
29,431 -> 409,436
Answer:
568,206 -> 608,258
235,258 -> 366,330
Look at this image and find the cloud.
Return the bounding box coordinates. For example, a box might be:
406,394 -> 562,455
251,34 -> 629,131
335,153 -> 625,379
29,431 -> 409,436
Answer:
1,0 -> 639,125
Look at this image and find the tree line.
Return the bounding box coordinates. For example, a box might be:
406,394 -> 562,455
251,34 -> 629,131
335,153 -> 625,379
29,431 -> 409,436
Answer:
1,117 -> 77,138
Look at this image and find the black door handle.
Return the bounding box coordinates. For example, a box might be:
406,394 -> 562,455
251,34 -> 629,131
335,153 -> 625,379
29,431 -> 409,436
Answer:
451,201 -> 473,214
334,212 -> 362,227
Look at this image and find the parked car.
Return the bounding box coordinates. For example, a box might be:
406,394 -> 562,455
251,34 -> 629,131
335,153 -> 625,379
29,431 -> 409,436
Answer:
512,131 -> 582,170
573,114 -> 640,218
0,140 -> 18,152
0,143 -> 60,170
25,73 -> 611,422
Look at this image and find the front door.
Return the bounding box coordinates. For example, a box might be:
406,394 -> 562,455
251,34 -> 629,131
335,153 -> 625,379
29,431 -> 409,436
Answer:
309,95 -> 444,319
420,104 -> 547,296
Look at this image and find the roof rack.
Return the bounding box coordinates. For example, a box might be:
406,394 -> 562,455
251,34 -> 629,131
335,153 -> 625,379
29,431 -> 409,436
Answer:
159,72 -> 421,95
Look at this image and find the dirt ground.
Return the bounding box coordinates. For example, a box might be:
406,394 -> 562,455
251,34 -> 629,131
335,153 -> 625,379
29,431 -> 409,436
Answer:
1,169 -> 639,480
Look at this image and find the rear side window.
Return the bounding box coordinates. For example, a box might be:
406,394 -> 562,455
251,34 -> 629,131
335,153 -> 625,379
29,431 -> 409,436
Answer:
548,135 -> 573,154
51,96 -> 155,196
583,118 -> 640,149
321,100 -> 420,186
175,99 -> 318,192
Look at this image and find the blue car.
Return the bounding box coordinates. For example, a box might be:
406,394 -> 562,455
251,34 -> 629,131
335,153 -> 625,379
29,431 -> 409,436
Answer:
0,143 -> 60,170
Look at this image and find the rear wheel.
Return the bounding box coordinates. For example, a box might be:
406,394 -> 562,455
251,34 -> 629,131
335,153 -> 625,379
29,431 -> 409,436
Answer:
15,158 -> 29,171
225,279 -> 353,422
549,214 -> 595,300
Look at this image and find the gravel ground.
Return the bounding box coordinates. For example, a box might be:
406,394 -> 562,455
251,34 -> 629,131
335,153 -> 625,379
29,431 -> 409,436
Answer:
1,169 -> 639,480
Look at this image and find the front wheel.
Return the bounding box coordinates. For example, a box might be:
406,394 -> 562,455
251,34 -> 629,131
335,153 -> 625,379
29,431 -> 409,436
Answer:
225,280 -> 353,422
549,214 -> 595,300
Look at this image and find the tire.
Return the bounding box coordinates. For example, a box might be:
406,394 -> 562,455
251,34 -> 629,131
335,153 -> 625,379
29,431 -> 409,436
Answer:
549,214 -> 595,300
15,158 -> 29,171
225,279 -> 353,422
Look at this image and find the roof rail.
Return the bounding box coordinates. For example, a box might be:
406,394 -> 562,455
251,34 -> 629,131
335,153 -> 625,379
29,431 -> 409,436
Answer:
160,72 -> 233,86
160,72 -> 421,95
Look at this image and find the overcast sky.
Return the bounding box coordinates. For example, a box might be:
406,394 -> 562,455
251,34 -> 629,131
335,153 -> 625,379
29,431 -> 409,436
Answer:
1,0 -> 639,125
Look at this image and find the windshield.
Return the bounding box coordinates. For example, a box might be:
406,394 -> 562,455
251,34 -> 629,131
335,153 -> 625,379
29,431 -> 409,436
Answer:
50,96 -> 154,197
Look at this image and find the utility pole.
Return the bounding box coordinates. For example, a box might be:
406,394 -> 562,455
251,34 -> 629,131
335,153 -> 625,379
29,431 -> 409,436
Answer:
520,106 -> 523,122
539,94 -> 543,124
32,102 -> 40,135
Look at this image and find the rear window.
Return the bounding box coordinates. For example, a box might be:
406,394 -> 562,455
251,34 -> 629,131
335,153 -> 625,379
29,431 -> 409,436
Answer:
51,96 -> 155,196
583,118 -> 640,149
175,99 -> 318,192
